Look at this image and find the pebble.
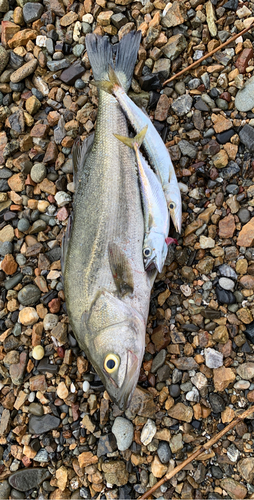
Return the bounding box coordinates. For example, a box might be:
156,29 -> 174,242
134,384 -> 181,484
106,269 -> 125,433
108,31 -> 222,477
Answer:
23,2 -> 43,23
235,75 -> 254,112
18,284 -> 41,306
29,415 -> 61,435
32,346 -> 44,360
218,277 -> 235,291
112,417 -> 134,451
140,419 -> 157,446
8,469 -> 51,492
171,94 -> 192,116
205,348 -> 223,369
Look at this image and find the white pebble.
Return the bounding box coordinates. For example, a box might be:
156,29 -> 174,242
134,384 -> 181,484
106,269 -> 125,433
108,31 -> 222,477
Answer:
140,418 -> 157,446
82,13 -> 93,23
83,380 -> 90,392
36,35 -> 47,47
32,345 -> 44,360
55,191 -> 72,207
112,417 -> 134,451
204,348 -> 223,369
73,21 -> 81,42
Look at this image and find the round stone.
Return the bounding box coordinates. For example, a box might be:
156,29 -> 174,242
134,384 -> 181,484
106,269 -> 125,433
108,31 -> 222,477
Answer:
43,314 -> 58,330
170,384 -> 181,398
18,284 -> 41,306
219,277 -> 235,291
157,441 -> 172,464
0,241 -> 13,256
19,307 -> 39,326
32,345 -> 44,360
112,417 -> 134,451
82,380 -> 90,392
30,163 -> 47,183
17,218 -> 30,232
238,208 -> 251,224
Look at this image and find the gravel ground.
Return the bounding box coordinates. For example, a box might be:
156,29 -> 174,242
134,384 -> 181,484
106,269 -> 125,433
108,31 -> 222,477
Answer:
0,0 -> 254,498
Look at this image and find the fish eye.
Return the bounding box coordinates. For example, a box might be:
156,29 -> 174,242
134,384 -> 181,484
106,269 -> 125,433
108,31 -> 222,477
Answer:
169,202 -> 176,210
104,354 -> 120,373
143,247 -> 152,257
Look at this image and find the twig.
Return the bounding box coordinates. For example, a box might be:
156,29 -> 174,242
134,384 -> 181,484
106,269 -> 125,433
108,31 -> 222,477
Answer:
163,21 -> 254,86
139,405 -> 254,500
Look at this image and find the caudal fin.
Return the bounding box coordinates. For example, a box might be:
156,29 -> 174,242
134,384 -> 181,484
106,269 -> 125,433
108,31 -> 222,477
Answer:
114,126 -> 148,149
85,34 -> 114,81
87,31 -> 141,92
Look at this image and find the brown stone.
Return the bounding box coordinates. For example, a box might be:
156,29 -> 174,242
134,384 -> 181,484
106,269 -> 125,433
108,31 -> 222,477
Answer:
239,275 -> 254,289
237,218 -> 254,247
237,457 -> 254,483
102,460 -> 129,486
212,325 -> 229,344
78,451 -> 98,468
161,1 -> 186,28
60,11 -> 78,26
30,122 -> 49,138
56,466 -> 68,492
154,94 -> 170,121
43,141 -> 58,163
213,366 -> 235,391
10,59 -> 38,84
128,386 -> 157,418
221,407 -> 235,423
9,352 -> 27,385
1,21 -> 20,47
151,456 -> 168,478
8,29 -> 37,49
1,254 -> 17,275
29,374 -> 47,392
38,178 -> 56,195
236,307 -> 253,324
168,402 -> 193,422
97,10 -> 113,25
220,478 -> 247,499
218,214 -> 235,239
151,325 -> 170,351
8,173 -> 25,192
213,149 -> 228,168
49,0 -> 65,16
211,114 -> 232,133
235,48 -> 253,73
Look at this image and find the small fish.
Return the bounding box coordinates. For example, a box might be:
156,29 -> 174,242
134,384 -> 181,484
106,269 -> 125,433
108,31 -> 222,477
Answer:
92,65 -> 182,233
115,126 -> 170,273
62,32 -> 156,411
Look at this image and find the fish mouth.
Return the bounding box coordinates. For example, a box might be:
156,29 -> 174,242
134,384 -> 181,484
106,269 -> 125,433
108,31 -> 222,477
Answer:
117,349 -> 140,410
171,213 -> 182,234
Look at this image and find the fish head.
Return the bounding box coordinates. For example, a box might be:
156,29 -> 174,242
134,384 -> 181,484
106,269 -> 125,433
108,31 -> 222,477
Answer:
165,183 -> 182,234
83,291 -> 145,410
143,232 -> 166,273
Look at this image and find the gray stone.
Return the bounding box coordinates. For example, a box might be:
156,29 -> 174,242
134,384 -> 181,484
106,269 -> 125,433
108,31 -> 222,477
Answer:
218,277 -> 235,291
0,167 -> 11,179
0,46 -> 9,74
112,417 -> 134,451
29,414 -> 60,434
219,264 -> 237,280
28,403 -> 44,416
47,59 -> 70,72
220,161 -> 240,180
235,75 -> 254,112
73,44 -> 85,57
188,78 -> 200,89
23,2 -> 44,22
171,94 -> 192,116
0,241 -> 13,256
30,163 -> 47,183
17,218 -> 30,233
151,349 -> 166,373
204,348 -> 223,369
178,139 -> 197,158
34,449 -> 49,462
8,469 -> 51,492
239,124 -> 254,153
161,34 -> 187,60
238,208 -> 250,224
157,441 -> 171,464
111,13 -> 128,29
0,480 -> 11,499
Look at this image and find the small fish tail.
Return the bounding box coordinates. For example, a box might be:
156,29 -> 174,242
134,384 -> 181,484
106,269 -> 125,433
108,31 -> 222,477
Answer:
114,125 -> 148,149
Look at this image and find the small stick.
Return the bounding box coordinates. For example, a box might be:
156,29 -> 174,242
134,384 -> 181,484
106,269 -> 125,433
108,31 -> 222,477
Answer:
163,21 -> 254,86
139,405 -> 254,500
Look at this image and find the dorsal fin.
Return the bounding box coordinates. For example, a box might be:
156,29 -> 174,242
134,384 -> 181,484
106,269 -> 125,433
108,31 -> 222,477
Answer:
108,243 -> 134,297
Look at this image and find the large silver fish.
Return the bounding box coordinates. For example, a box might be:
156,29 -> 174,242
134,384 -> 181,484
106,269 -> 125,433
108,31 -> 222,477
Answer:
93,66 -> 182,233
62,32 -> 156,410
115,126 -> 170,273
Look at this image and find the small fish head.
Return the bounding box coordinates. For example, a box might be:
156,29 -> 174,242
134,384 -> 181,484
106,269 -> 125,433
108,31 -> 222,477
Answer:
86,304 -> 145,410
166,185 -> 182,234
143,233 -> 166,273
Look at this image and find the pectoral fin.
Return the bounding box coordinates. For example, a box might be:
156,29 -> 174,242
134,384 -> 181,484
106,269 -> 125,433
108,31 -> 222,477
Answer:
72,133 -> 94,190
108,243 -> 134,296
61,213 -> 73,281
114,126 -> 148,150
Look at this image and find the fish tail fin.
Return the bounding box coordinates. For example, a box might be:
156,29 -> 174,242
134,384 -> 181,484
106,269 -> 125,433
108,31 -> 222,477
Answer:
114,31 -> 142,91
114,125 -> 148,149
85,34 -> 113,81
